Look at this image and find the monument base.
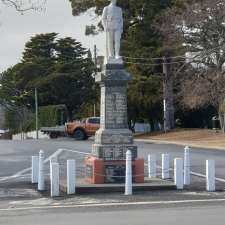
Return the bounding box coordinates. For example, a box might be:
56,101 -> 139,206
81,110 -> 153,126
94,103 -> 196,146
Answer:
85,156 -> 144,184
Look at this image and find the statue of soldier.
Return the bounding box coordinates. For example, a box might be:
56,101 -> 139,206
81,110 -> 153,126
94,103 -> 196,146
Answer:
102,0 -> 123,63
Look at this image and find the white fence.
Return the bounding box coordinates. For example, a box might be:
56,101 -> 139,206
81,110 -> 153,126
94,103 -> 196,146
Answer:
134,123 -> 151,133
12,130 -> 49,140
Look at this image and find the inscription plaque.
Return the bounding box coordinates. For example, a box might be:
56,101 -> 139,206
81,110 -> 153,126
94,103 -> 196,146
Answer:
86,165 -> 93,178
105,165 -> 125,183
105,164 -> 135,183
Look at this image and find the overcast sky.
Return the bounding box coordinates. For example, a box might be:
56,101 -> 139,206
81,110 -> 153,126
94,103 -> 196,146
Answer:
0,0 -> 104,72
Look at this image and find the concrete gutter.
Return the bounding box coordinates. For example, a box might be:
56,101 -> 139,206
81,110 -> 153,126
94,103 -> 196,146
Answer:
135,138 -> 225,151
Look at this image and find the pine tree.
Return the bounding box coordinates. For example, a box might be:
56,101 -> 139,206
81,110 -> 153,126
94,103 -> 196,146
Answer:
0,33 -> 95,121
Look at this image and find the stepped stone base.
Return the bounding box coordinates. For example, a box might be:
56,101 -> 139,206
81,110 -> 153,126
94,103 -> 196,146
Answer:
85,156 -> 144,184
92,144 -> 137,161
94,128 -> 133,145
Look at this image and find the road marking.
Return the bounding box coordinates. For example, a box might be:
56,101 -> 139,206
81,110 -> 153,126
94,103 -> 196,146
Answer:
0,147 -> 90,182
1,198 -> 225,212
59,148 -> 91,156
0,149 -> 64,182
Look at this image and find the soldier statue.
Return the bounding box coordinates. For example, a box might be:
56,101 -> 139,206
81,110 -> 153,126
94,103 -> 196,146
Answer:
102,0 -> 123,63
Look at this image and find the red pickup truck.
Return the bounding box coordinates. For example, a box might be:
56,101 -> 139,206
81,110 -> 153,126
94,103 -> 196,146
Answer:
65,117 -> 100,140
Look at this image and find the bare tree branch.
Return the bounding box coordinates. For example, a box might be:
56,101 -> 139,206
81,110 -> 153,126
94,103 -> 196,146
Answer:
1,0 -> 46,12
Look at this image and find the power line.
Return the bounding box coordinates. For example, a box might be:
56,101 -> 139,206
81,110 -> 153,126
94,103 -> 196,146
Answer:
122,55 -> 186,61
122,45 -> 225,61
16,45 -> 225,67
124,60 -> 186,66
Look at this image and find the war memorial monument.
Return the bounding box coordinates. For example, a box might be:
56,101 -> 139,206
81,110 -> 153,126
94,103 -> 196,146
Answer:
85,0 -> 144,184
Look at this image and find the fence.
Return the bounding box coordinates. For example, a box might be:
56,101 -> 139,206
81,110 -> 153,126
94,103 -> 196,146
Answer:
27,145 -> 221,197
12,130 -> 49,140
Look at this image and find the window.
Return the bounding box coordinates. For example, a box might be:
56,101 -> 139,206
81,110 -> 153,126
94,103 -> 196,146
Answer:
88,118 -> 100,124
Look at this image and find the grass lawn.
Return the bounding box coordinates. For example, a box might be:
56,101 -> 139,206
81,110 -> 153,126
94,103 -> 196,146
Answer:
136,129 -> 225,150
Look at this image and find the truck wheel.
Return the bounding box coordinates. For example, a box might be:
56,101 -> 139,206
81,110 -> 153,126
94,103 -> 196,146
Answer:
73,129 -> 86,140
50,132 -> 58,139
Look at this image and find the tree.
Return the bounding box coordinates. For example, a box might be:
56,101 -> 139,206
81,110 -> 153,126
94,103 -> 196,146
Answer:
1,0 -> 46,12
45,36 -> 95,119
0,33 -> 95,131
0,67 -> 34,133
68,0 -> 176,129
162,0 -> 225,128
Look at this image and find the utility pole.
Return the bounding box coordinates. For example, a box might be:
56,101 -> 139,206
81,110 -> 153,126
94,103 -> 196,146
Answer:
94,45 -> 97,72
163,56 -> 175,132
35,88 -> 39,139
94,45 -> 97,118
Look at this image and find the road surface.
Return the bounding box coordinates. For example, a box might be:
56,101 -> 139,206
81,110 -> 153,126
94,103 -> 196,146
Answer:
0,138 -> 225,224
0,138 -> 225,179
0,202 -> 225,225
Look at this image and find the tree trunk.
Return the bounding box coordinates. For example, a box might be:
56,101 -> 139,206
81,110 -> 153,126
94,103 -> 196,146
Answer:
163,56 -> 175,131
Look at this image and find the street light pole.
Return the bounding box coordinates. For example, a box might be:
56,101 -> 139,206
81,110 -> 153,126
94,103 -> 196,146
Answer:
35,88 -> 39,139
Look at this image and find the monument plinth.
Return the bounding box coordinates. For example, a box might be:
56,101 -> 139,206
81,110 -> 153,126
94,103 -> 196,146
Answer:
85,64 -> 144,184
93,64 -> 137,160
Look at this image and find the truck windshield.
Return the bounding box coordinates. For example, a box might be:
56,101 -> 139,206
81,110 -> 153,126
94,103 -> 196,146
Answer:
88,118 -> 100,124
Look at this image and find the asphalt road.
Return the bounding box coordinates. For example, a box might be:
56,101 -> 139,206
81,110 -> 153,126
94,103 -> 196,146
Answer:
0,138 -> 225,224
0,138 -> 225,179
0,203 -> 225,225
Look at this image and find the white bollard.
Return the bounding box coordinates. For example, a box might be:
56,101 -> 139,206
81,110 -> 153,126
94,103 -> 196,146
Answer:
148,154 -> 156,178
184,146 -> 191,185
38,150 -> 45,191
206,160 -> 215,192
174,158 -> 184,190
162,153 -> 170,179
67,160 -> 76,195
125,150 -> 132,195
50,162 -> 60,197
31,156 -> 39,184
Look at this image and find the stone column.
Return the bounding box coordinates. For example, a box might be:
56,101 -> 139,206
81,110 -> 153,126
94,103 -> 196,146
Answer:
85,63 -> 144,184
92,64 -> 137,161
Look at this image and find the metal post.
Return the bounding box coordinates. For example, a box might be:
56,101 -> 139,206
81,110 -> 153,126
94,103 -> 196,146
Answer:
206,160 -> 215,192
38,150 -> 45,191
184,146 -> 191,185
148,154 -> 156,178
94,44 -> 97,72
35,88 -> 39,139
67,160 -> 76,195
93,45 -> 97,118
125,150 -> 132,195
50,162 -> 60,197
32,156 -> 39,184
162,153 -> 170,179
174,158 -> 184,190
